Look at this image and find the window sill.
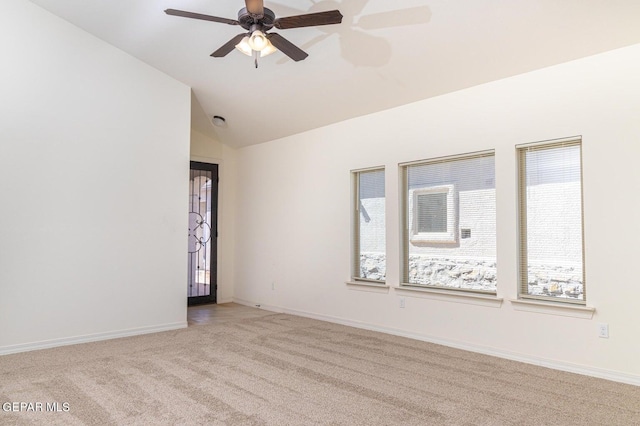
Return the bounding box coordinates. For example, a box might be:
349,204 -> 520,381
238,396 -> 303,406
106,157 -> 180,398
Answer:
395,285 -> 502,308
346,281 -> 390,293
509,298 -> 595,319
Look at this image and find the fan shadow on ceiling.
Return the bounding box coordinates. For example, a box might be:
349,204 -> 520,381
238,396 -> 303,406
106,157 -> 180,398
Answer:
271,0 -> 431,67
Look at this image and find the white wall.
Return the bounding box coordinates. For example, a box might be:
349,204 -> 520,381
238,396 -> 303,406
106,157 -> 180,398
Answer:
190,129 -> 237,304
233,43 -> 640,384
0,0 -> 190,352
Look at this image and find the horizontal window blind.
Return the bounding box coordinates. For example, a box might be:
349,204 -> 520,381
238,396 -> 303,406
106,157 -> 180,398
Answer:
517,139 -> 585,303
353,168 -> 385,282
401,151 -> 496,293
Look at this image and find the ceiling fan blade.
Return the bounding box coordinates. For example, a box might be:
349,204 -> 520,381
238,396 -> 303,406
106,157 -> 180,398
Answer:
211,34 -> 248,57
165,9 -> 239,26
267,33 -> 308,61
274,10 -> 343,30
245,0 -> 264,17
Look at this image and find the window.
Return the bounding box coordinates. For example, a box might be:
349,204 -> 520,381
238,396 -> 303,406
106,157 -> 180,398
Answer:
401,151 -> 496,293
517,138 -> 585,303
411,185 -> 455,243
352,168 -> 385,282
417,192 -> 446,232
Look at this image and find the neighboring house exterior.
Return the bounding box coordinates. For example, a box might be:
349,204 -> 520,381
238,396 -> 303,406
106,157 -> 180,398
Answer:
360,153 -> 582,298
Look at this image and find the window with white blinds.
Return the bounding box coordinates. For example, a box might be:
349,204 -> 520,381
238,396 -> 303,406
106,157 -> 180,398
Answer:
352,168 -> 385,282
401,151 -> 496,293
517,138 -> 585,303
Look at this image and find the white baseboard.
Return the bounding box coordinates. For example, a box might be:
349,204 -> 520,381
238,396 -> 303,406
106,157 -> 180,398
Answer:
0,322 -> 188,356
234,298 -> 640,387
233,297 -> 284,314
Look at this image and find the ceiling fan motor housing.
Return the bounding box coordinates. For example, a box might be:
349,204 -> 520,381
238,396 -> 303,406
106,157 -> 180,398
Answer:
237,7 -> 275,31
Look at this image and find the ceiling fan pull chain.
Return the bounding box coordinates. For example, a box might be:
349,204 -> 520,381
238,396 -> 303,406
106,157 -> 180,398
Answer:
253,50 -> 259,68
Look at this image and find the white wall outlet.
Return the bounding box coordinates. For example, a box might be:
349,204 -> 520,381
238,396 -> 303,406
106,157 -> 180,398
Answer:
598,323 -> 609,338
399,297 -> 406,308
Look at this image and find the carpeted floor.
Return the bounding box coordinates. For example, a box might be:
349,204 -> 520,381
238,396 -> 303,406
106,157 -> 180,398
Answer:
1,306 -> 639,425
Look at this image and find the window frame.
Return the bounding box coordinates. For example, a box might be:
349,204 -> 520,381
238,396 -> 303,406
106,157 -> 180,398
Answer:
516,137 -> 586,305
400,150 -> 497,294
351,166 -> 386,284
410,184 -> 456,244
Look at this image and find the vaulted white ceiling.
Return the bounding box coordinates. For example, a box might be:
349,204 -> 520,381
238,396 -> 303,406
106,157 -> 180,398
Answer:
29,0 -> 640,148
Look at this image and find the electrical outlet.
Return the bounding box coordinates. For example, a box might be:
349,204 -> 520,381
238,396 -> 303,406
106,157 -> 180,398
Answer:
598,323 -> 609,338
399,297 -> 406,308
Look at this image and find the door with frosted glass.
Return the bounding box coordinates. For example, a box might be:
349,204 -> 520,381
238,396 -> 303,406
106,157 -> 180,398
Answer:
188,162 -> 218,305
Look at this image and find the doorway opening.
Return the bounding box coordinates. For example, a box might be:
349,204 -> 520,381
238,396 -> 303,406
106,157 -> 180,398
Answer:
188,162 -> 218,306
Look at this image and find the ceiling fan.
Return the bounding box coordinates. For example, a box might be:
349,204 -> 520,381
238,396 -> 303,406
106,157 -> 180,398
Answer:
165,0 -> 343,68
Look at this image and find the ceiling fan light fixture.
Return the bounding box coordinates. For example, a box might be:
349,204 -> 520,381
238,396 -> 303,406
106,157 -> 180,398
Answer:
260,40 -> 277,57
248,30 -> 268,51
166,5 -> 343,65
235,36 -> 252,56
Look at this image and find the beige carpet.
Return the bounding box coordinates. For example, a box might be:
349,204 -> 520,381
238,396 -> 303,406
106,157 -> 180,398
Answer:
1,310 -> 639,425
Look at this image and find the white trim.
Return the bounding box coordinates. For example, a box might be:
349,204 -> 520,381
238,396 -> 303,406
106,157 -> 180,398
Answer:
509,298 -> 595,319
346,281 -> 390,293
231,298 -> 639,386
233,297 -> 284,314
395,285 -> 502,308
515,135 -> 581,149
346,280 -> 388,288
190,155 -> 222,164
399,149 -> 495,168
350,165 -> 385,173
0,322 -> 187,356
